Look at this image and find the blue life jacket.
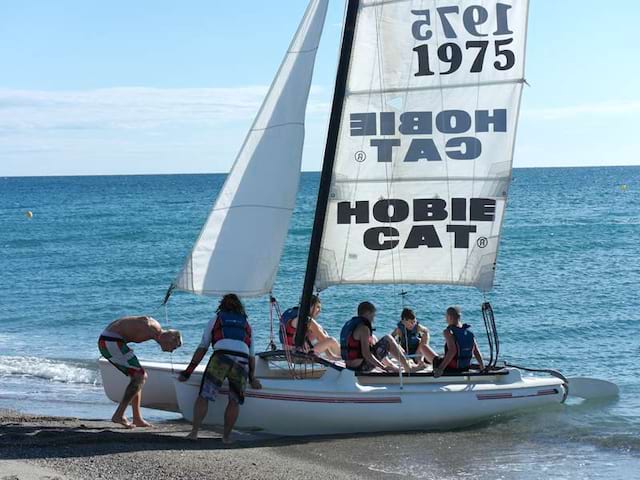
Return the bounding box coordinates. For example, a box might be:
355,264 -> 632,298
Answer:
445,323 -> 474,369
397,321 -> 421,354
279,306 -> 299,346
212,311 -> 251,357
340,316 -> 372,361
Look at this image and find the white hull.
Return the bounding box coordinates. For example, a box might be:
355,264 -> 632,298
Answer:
99,356 -> 565,435
176,366 -> 564,436
100,359 -> 565,435
98,357 -> 203,413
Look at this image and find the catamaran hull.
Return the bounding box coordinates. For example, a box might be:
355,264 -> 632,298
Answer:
173,368 -> 565,436
99,358 -> 564,435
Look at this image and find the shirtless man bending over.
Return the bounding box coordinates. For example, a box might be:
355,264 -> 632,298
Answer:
98,316 -> 181,428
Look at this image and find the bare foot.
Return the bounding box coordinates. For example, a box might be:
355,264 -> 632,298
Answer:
222,436 -> 235,445
133,418 -> 153,428
186,431 -> 199,441
111,415 -> 134,429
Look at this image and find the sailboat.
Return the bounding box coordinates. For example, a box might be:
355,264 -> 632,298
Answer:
99,0 -> 617,436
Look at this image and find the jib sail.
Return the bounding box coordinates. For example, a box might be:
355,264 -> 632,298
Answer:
174,0 -> 329,297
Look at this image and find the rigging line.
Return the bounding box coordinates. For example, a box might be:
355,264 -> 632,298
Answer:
348,78 -> 525,96
250,121 -> 305,132
432,0 -> 455,284
374,3 -> 397,295
335,3 -> 365,286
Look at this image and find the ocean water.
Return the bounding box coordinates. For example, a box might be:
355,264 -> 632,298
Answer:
1,168 -> 639,477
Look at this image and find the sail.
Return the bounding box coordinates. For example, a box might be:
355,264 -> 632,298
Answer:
175,0 -> 328,297
315,0 -> 529,292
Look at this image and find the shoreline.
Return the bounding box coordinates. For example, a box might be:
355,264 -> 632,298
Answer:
0,409 -> 375,480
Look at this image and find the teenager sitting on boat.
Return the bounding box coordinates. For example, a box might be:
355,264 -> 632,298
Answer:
432,306 -> 485,378
178,294 -> 262,443
98,316 -> 182,428
391,307 -> 437,366
341,301 -> 414,372
280,294 -> 341,361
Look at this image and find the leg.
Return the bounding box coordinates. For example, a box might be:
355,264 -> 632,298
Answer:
187,395 -> 209,440
417,342 -> 438,364
311,337 -> 341,361
381,335 -> 413,372
112,373 -> 144,428
131,372 -> 152,427
222,398 -> 240,444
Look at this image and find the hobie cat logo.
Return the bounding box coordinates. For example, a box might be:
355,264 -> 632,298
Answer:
350,109 -> 507,162
337,197 -> 495,251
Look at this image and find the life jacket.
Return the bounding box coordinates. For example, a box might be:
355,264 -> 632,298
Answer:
340,316 -> 372,361
445,323 -> 474,369
397,321 -> 421,354
212,311 -> 252,357
279,306 -> 299,347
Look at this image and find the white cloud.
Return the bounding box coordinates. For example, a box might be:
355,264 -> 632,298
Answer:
0,87 -> 265,131
0,86 -> 331,175
0,86 -> 331,132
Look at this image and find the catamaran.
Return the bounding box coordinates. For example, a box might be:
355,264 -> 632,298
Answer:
99,0 -> 617,436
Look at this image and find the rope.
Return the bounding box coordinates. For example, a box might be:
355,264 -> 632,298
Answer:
163,302 -> 176,375
504,362 -> 569,402
268,295 -> 278,351
271,296 -> 299,379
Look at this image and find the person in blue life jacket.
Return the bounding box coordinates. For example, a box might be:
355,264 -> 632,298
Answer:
432,306 -> 485,378
341,301 -> 416,373
178,294 -> 262,443
391,308 -> 438,366
279,295 -> 341,361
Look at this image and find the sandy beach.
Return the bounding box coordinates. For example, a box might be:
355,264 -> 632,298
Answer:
0,410 -> 377,480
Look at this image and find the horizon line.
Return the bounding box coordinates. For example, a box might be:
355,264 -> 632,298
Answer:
1,163 -> 639,179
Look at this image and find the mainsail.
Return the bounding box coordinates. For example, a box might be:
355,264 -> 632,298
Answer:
174,0 -> 328,297
311,0 -> 529,293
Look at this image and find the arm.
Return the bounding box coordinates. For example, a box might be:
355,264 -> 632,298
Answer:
418,325 -> 430,344
391,327 -> 401,339
248,356 -> 262,389
357,326 -> 387,371
473,339 -> 485,370
434,330 -> 457,378
178,347 -> 208,381
178,316 -> 215,381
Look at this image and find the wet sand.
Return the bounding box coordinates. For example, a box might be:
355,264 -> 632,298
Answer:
0,410 -> 376,480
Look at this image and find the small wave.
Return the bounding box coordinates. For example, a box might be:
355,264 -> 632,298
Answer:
0,356 -> 100,385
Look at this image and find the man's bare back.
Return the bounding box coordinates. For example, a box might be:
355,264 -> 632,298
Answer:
105,316 -> 162,343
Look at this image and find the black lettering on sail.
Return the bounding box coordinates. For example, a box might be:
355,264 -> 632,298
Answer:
413,199 -> 448,221
447,224 -> 477,248
364,227 -> 400,250
337,201 -> 369,224
404,225 -> 442,248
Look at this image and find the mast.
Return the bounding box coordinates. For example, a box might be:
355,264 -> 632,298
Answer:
295,0 -> 360,347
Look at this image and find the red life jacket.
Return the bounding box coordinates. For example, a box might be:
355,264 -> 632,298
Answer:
279,307 -> 299,347
340,316 -> 372,361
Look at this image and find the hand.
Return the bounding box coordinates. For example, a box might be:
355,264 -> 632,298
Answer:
178,371 -> 191,382
433,367 -> 444,378
250,377 -> 262,389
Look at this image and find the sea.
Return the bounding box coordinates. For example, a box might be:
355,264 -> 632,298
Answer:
1,167 -> 639,478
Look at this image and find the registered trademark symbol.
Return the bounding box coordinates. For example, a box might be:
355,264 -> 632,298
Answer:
477,237 -> 488,248
354,151 -> 367,162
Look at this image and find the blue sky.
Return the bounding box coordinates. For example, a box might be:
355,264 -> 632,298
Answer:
1,0 -> 639,176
